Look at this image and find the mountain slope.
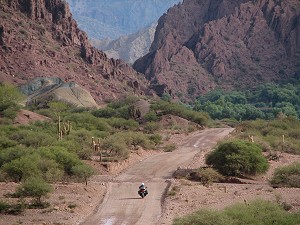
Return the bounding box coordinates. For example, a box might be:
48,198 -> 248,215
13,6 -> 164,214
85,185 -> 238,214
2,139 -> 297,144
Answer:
67,0 -> 181,39
133,0 -> 300,101
0,0 -> 152,103
91,22 -> 157,64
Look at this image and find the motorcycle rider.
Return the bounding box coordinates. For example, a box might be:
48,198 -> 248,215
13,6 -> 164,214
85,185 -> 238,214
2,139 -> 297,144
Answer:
139,183 -> 146,190
138,183 -> 148,196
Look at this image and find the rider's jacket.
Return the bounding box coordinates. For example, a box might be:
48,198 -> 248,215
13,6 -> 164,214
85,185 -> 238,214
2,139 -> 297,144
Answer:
139,184 -> 146,190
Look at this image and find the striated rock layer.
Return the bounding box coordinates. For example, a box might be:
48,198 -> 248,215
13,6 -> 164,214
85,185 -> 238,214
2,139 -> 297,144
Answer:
0,0 -> 152,103
133,0 -> 300,101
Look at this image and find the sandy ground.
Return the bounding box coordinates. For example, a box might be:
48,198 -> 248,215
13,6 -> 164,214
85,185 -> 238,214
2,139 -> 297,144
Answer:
0,128 -> 300,225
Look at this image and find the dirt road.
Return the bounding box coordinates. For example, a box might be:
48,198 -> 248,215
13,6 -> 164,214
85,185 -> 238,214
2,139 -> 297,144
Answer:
80,128 -> 234,225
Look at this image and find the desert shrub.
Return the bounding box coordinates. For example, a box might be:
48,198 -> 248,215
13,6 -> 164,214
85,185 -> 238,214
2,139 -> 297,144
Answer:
188,168 -> 224,186
173,199 -> 300,225
270,162 -> 300,188
236,117 -> 300,155
106,117 -> 139,130
0,201 -> 26,215
144,111 -> 159,122
38,158 -> 64,182
168,186 -> 180,196
0,146 -> 30,167
9,129 -> 55,148
65,112 -> 112,132
50,147 -> 82,175
92,107 -> 116,118
206,140 -> 269,176
0,135 -> 17,149
149,134 -> 162,145
16,177 -> 52,206
71,164 -> 95,185
63,129 -> 94,159
163,143 -> 176,152
151,100 -> 210,126
37,146 -> 82,175
144,121 -> 160,134
1,105 -> 20,119
1,153 -> 42,182
101,136 -> 129,159
0,201 -> 10,213
0,82 -> 23,114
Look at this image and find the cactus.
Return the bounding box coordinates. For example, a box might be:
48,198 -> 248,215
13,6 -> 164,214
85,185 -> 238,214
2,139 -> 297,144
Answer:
57,117 -> 71,140
91,137 -> 102,162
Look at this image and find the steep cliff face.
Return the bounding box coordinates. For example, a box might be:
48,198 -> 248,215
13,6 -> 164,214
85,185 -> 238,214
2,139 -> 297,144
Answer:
133,0 -> 300,101
0,0 -> 152,103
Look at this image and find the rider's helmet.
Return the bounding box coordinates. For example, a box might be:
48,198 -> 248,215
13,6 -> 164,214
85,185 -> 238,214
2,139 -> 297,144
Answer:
141,183 -> 144,186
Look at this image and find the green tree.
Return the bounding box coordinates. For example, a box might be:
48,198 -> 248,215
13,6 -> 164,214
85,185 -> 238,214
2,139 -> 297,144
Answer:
71,164 -> 94,185
16,177 -> 52,206
2,154 -> 41,182
48,101 -> 68,120
0,82 -> 23,111
206,140 -> 269,176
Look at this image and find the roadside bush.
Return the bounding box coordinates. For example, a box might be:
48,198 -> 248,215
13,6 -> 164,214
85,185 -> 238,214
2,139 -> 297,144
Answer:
16,177 -> 52,207
188,168 -> 224,186
163,143 -> 176,152
206,140 -> 269,176
0,201 -> 10,213
71,164 -> 95,185
270,162 -> 300,188
0,200 -> 25,215
101,136 -> 129,159
173,199 -> 300,225
149,134 -> 162,145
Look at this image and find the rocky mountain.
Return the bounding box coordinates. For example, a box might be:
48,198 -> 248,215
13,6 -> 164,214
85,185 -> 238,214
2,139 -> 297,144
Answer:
67,0 -> 182,40
91,22 -> 157,64
133,0 -> 300,101
0,0 -> 152,104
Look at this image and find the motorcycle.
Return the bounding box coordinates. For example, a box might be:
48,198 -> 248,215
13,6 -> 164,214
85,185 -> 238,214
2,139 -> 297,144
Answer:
138,188 -> 148,198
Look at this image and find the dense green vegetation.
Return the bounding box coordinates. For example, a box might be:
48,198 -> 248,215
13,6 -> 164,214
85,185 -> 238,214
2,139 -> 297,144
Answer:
194,82 -> 300,120
206,140 -> 269,176
236,117 -> 300,155
173,199 -> 300,225
0,83 -> 210,185
0,82 -> 24,123
270,162 -> 300,188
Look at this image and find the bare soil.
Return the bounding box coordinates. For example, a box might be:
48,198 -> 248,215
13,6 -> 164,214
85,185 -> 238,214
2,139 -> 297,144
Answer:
0,128 -> 299,225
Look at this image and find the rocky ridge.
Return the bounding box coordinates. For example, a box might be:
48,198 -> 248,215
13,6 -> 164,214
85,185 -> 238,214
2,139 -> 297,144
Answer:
67,0 -> 181,39
0,0 -> 152,103
91,22 -> 157,64
133,0 -> 300,101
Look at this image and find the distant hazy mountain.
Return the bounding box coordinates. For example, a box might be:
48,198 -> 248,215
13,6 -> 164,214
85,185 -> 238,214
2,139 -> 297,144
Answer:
91,22 -> 157,64
67,0 -> 181,40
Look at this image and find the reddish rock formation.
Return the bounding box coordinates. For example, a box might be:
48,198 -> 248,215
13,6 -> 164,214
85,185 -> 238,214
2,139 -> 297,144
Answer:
133,0 -> 300,102
0,0 -> 152,103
